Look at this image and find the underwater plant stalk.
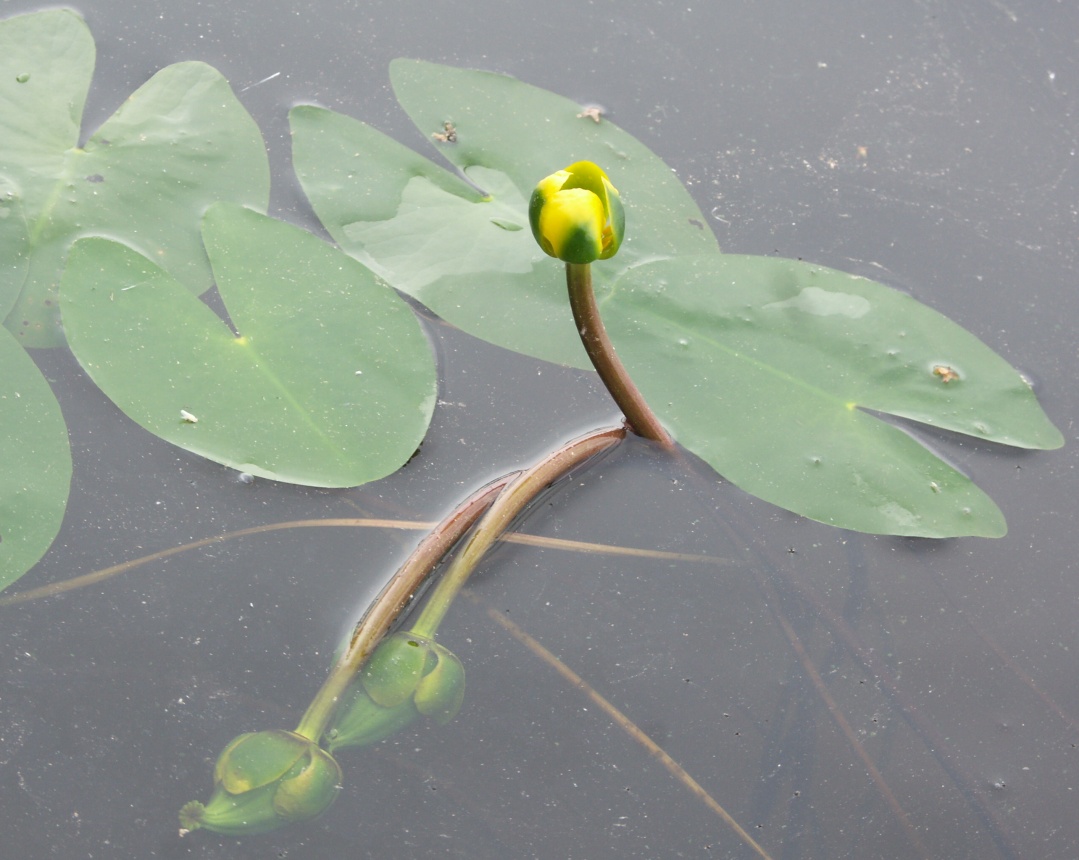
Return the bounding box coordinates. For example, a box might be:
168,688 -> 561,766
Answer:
294,424 -> 622,742
565,262 -> 674,449
293,475 -> 515,742
408,424 -> 626,640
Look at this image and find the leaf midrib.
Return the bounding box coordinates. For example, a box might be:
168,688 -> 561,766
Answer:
607,269 -> 861,420
226,329 -> 353,471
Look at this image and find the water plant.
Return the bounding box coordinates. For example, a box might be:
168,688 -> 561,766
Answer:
0,11 -> 1062,595
0,7 -> 1066,855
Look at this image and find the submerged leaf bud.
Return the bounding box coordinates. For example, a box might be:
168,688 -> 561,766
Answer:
529,161 -> 625,264
324,631 -> 465,752
179,730 -> 341,836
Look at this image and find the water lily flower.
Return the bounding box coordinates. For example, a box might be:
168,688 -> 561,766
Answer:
324,631 -> 465,752
529,161 -> 625,264
179,730 -> 342,836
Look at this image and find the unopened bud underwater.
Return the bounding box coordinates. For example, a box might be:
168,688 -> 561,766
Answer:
179,730 -> 342,836
324,631 -> 465,752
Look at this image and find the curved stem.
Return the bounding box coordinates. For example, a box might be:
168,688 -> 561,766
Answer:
293,475 -> 513,741
566,262 -> 674,449
293,424 -> 624,742
409,424 -> 626,639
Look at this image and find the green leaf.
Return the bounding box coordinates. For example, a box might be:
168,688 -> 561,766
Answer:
291,59 -> 717,367
60,205 -> 436,487
0,175 -> 30,320
0,330 -> 72,589
608,255 -> 1063,537
0,9 -> 270,347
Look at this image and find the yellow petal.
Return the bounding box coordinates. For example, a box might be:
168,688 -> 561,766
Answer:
537,187 -> 605,264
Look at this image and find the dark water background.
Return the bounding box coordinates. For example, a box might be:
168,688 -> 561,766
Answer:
1,0 -> 1077,857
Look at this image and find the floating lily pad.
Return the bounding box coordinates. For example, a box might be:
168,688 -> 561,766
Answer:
608,254 -> 1063,536
0,9 -> 269,347
60,205 -> 436,487
0,329 -> 72,590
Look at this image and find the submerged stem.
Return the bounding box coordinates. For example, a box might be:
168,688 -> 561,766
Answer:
293,425 -> 625,743
409,424 -> 626,639
293,475 -> 513,742
566,263 -> 674,449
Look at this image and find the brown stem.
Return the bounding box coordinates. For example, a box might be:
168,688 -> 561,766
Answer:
566,262 -> 674,449
293,475 -> 514,741
294,424 -> 626,742
409,424 -> 626,638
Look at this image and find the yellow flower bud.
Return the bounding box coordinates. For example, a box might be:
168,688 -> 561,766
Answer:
529,161 -> 625,264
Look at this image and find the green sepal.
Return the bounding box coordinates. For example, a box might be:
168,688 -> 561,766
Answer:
361,633 -> 431,708
325,686 -> 419,751
414,645 -> 466,723
180,730 -> 341,836
325,631 -> 466,752
214,731 -> 307,794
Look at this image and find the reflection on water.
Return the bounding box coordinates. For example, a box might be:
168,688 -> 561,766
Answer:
2,0 -> 1078,857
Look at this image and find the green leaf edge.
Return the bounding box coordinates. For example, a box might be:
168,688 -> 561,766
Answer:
59,208 -> 436,488
0,9 -> 271,347
0,330 -> 72,590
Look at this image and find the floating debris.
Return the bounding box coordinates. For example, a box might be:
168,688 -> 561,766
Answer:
932,365 -> 959,383
432,121 -> 457,143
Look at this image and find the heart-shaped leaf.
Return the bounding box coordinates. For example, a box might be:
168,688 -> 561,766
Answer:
0,9 -> 270,347
60,205 -> 436,487
608,255 -> 1063,536
291,58 -> 718,367
0,329 -> 72,589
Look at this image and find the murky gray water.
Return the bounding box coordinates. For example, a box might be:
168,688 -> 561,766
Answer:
2,0 -> 1077,857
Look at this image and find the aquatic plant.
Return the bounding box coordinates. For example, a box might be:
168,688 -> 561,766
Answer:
0,8 -> 1065,854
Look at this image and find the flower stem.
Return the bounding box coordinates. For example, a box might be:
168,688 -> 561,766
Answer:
566,262 -> 674,449
293,424 -> 625,743
409,424 -> 626,639
293,475 -> 513,742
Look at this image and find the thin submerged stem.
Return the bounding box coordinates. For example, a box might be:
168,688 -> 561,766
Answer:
293,475 -> 513,742
566,262 -> 674,449
0,518 -> 732,607
294,424 -> 625,743
478,597 -> 775,860
409,424 -> 626,638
